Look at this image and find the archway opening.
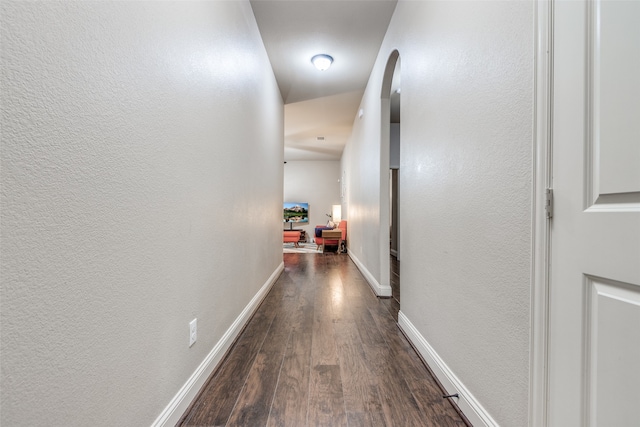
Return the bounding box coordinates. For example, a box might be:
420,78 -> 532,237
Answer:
380,50 -> 401,305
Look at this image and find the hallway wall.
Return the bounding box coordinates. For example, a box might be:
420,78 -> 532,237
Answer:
342,1 -> 534,425
0,2 -> 283,426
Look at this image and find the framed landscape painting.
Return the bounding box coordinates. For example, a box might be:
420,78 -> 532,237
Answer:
283,202 -> 309,223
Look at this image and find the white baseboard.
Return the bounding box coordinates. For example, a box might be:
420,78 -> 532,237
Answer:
397,311 -> 498,427
347,248 -> 392,297
151,262 -> 285,427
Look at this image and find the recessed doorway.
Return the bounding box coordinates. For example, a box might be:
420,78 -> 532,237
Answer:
381,50 -> 401,306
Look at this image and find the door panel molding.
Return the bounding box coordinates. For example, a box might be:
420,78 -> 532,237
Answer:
584,275 -> 640,426
585,0 -> 640,211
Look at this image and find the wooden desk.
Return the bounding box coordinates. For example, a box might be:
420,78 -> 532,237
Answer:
321,229 -> 343,253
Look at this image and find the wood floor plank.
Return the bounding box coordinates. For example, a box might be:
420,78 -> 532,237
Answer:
347,409 -> 387,427
306,261 -> 348,426
362,342 -> 429,427
310,280 -> 339,366
224,310 -> 292,426
266,332 -> 313,427
353,302 -> 389,349
407,379 -> 468,427
333,318 -> 387,426
307,364 -> 347,427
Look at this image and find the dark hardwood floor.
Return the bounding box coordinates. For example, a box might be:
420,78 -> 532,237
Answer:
179,253 -> 468,427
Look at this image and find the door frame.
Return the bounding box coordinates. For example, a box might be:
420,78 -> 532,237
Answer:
530,1 -> 552,425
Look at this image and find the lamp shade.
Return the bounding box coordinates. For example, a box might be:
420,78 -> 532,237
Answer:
332,204 -> 342,223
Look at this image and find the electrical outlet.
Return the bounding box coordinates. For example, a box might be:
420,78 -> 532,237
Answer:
189,318 -> 197,347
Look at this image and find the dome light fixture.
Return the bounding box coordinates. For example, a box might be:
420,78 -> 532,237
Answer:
311,54 -> 333,71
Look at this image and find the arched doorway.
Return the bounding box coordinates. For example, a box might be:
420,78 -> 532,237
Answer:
380,50 -> 401,305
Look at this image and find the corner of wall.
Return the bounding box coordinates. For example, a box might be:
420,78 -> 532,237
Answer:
347,249 -> 392,297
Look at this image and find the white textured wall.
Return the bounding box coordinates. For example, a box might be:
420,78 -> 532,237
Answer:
0,1 -> 283,425
342,1 -> 533,425
283,161 -> 341,241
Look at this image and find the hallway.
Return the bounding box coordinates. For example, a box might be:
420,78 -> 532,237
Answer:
180,254 -> 467,426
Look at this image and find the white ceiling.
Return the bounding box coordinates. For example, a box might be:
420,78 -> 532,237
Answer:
250,0 -> 398,161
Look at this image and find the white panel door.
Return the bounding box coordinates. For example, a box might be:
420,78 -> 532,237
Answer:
549,0 -> 640,426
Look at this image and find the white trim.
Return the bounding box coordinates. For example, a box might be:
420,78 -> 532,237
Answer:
530,0 -> 552,426
398,311 -> 499,427
151,262 -> 285,427
390,248 -> 398,258
347,248 -> 392,297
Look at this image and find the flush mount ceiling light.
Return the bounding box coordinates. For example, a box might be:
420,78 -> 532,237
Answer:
311,54 -> 333,71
